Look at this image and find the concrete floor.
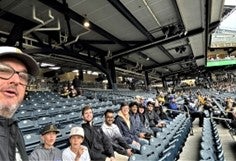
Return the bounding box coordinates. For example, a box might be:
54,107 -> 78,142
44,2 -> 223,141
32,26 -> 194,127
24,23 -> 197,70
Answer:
178,119 -> 236,161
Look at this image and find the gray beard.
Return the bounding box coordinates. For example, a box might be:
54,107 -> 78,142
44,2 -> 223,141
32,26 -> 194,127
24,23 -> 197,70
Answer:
0,103 -> 19,118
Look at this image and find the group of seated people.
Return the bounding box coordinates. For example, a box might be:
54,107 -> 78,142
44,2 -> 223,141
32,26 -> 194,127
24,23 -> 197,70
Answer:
28,90 -> 209,161
60,84 -> 81,98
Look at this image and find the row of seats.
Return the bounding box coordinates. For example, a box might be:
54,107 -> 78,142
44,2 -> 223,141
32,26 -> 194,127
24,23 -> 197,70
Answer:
129,113 -> 192,161
200,118 -> 225,161
24,123 -> 77,154
18,109 -> 111,135
15,103 -> 119,121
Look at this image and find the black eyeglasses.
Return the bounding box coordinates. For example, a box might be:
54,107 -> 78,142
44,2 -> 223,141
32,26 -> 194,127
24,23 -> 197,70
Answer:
105,116 -> 114,119
0,63 -> 34,86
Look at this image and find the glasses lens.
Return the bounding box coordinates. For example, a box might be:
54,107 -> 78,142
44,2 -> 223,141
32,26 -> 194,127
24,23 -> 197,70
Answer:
0,63 -> 34,86
19,72 -> 32,86
0,63 -> 14,80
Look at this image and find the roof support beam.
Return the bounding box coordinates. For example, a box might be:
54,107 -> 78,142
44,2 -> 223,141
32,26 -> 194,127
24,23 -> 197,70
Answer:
108,0 -> 154,41
5,24 -> 24,46
108,27 -> 204,60
144,55 -> 204,71
108,0 -> 167,63
38,0 -> 129,47
204,0 -> 211,65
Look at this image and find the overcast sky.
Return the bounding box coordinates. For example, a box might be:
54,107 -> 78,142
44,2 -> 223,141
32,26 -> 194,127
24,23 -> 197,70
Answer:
219,0 -> 236,31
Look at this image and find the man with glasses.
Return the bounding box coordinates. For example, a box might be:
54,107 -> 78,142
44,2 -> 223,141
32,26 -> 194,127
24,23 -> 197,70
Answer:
102,109 -> 133,160
0,46 -> 39,161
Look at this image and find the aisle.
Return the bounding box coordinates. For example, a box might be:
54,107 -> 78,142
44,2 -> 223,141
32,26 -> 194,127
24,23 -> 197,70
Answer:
178,119 -> 236,161
178,120 -> 202,161
217,124 -> 236,161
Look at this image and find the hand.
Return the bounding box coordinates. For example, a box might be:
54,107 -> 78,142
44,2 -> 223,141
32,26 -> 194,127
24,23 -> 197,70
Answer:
110,156 -> 116,161
132,140 -> 141,147
126,149 -> 133,157
139,132 -> 145,138
156,121 -> 165,128
75,146 -> 84,161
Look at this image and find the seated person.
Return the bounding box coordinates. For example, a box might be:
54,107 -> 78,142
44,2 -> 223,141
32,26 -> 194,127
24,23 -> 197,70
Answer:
81,106 -> 116,161
166,95 -> 181,118
60,85 -> 70,98
156,92 -> 166,106
114,102 -> 143,152
102,109 -> 133,160
183,97 -> 204,127
69,85 -> 78,97
29,124 -> 62,161
145,100 -> 166,137
62,127 -> 90,161
129,102 -> 152,141
225,97 -> 236,120
154,99 -> 172,122
138,104 -> 154,135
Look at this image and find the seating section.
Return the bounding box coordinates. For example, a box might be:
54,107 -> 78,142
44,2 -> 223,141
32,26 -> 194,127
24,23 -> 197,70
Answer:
16,89 -> 230,160
128,113 -> 192,161
150,114 -> 192,161
16,90 -> 156,154
200,118 -> 225,161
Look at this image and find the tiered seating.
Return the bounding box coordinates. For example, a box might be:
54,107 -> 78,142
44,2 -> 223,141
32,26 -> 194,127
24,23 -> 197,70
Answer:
129,113 -> 192,161
200,118 -> 225,161
16,90 -> 142,153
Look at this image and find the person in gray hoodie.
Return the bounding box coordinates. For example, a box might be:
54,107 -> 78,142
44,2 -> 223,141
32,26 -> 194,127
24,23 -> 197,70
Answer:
29,124 -> 62,161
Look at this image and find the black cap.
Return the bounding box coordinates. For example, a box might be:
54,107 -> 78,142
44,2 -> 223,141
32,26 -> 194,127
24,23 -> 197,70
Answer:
40,124 -> 59,135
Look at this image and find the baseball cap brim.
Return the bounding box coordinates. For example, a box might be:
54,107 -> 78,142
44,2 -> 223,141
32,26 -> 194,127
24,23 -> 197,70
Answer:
0,47 -> 39,76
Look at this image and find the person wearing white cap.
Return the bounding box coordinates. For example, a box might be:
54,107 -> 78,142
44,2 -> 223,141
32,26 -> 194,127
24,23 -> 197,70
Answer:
0,46 -> 39,161
62,127 -> 90,161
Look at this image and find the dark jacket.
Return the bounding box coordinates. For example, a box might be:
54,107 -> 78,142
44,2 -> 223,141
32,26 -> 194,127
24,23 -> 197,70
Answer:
114,114 -> 139,144
111,137 -> 131,155
145,110 -> 160,127
130,113 -> 143,135
82,123 -> 114,161
0,116 -> 28,161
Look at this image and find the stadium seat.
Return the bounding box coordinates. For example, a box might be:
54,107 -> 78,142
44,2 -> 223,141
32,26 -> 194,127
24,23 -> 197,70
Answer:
93,116 -> 103,126
37,117 -> 53,127
18,119 -> 38,134
14,110 -> 32,120
140,144 -> 158,160
23,133 -> 41,154
54,114 -> 68,125
128,154 -> 148,161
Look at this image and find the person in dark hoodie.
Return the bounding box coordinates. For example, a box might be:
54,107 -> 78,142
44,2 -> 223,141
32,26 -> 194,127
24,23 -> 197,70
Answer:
0,46 -> 39,161
129,102 -> 152,141
81,105 -> 116,161
114,102 -> 143,152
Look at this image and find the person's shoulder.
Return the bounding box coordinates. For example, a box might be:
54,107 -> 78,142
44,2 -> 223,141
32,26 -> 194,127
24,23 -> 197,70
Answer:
62,147 -> 70,154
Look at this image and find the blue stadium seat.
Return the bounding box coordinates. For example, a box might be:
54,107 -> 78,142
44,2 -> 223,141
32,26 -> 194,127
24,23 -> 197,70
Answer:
14,110 -> 32,120
93,116 -> 103,126
48,107 -> 61,115
18,119 -> 38,134
33,109 -> 48,118
67,112 -> 82,123
140,144 -> 158,160
128,154 -> 147,161
53,114 -> 68,124
23,133 -> 41,154
37,117 -> 53,127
